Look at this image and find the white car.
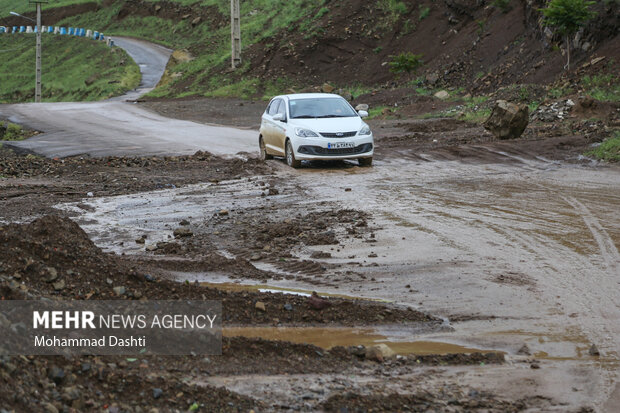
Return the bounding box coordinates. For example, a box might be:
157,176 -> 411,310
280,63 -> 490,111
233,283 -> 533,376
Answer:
259,93 -> 374,168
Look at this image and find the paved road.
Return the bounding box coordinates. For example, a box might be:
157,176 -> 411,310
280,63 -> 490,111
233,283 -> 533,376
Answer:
0,37 -> 257,158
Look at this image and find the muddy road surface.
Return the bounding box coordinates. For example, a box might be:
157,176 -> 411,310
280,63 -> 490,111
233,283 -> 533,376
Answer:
42,144 -> 617,411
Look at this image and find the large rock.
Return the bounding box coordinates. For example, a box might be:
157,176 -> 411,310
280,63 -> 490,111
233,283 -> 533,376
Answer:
483,100 -> 529,140
365,344 -> 396,362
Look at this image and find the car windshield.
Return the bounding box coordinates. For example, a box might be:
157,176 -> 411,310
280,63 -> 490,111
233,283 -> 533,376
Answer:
289,98 -> 358,119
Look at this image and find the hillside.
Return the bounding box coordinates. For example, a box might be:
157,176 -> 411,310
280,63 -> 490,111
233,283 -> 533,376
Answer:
0,35 -> 140,102
1,0 -> 619,101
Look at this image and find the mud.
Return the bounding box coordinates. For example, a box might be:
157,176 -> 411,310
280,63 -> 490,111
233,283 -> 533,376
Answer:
2,101 -> 620,411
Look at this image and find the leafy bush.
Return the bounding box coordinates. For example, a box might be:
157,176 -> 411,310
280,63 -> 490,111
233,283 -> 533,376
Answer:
419,5 -> 430,20
389,52 -> 424,74
542,0 -> 597,69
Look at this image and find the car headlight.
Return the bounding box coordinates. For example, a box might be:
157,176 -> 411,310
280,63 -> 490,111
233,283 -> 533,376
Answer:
295,128 -> 319,138
359,125 -> 371,135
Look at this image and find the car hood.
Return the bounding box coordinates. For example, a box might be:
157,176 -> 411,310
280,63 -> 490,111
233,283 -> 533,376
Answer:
289,117 -> 364,133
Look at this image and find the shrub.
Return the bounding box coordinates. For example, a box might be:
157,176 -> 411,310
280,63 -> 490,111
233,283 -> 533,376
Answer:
419,5 -> 430,20
542,0 -> 597,69
389,52 -> 424,74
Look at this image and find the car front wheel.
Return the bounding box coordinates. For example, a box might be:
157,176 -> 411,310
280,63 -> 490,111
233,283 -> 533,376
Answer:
259,137 -> 273,160
285,140 -> 301,168
358,157 -> 373,167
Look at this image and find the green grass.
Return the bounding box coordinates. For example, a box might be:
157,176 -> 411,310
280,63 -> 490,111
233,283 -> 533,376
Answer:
418,5 -> 430,20
0,35 -> 140,102
587,131 -> 620,162
47,0 -> 325,99
0,121 -> 29,140
581,74 -> 620,102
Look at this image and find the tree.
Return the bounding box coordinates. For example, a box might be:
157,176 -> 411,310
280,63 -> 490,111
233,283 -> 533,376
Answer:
542,0 -> 597,70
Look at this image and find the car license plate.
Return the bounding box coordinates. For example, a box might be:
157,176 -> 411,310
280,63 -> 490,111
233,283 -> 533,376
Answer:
328,142 -> 354,149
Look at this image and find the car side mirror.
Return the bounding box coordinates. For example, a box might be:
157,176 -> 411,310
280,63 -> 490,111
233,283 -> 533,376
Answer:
273,113 -> 286,122
358,110 -> 369,118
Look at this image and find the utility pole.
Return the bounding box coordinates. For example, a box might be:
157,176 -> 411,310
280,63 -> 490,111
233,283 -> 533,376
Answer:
230,0 -> 241,69
34,1 -> 42,102
11,4 -> 45,102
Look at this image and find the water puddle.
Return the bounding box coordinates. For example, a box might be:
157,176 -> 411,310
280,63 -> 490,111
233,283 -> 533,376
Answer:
223,326 -> 494,355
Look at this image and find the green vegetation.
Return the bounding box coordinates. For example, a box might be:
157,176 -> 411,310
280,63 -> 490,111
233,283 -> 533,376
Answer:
48,0 -> 328,99
581,74 -> 620,102
389,52 -> 423,75
315,7 -> 329,19
0,121 -> 29,140
402,19 -> 416,34
492,0 -> 512,13
0,35 -> 140,102
418,5 -> 430,20
373,46 -> 383,54
548,86 -> 574,99
380,0 -> 408,21
542,0 -> 597,69
587,131 -> 620,162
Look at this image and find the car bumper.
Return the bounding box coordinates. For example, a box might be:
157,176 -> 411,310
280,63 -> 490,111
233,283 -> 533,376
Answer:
292,135 -> 374,160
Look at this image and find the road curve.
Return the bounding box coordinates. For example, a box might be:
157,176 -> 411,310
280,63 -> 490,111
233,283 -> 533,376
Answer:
0,37 -> 258,158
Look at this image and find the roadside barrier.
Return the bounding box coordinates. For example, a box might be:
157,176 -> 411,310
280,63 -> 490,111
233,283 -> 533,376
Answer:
2,22 -> 109,45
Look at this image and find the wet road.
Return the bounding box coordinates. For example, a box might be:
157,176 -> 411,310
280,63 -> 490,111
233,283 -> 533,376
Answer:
0,37 -> 257,158
60,154 -> 620,411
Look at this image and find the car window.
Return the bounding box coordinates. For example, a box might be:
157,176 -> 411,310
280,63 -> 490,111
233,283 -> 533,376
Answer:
289,97 -> 357,119
277,100 -> 287,118
267,99 -> 281,116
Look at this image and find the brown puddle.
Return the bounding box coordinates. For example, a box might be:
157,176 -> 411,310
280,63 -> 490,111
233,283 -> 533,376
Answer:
223,327 -> 494,355
201,282 -> 389,302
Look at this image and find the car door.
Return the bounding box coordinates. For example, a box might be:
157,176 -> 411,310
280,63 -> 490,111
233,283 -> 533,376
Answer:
261,99 -> 278,151
272,98 -> 288,155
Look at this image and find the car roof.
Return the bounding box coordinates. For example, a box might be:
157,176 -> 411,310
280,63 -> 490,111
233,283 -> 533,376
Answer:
274,93 -> 344,100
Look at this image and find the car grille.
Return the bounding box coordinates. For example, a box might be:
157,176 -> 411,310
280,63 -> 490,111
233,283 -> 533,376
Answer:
298,143 -> 373,156
319,131 -> 357,138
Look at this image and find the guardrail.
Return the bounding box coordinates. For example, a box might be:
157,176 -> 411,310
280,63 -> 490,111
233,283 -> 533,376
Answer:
0,25 -> 113,46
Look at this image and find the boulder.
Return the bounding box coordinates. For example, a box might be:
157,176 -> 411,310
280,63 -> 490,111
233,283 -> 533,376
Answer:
483,100 -> 529,140
433,90 -> 449,100
321,83 -> 335,93
365,344 -> 396,362
355,104 -> 369,111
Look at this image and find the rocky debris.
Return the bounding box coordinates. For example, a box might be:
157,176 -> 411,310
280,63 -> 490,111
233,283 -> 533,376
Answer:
425,72 -> 440,85
355,104 -> 369,111
517,344 -> 531,356
44,267 -> 58,282
113,286 -> 126,296
310,251 -> 332,259
365,344 -> 395,363
152,388 -> 164,399
483,100 -> 529,140
589,344 -> 600,356
433,90 -> 450,100
322,83 -> 335,93
532,99 -> 575,122
283,303 -> 293,311
307,292 -> 331,310
179,219 -> 190,226
255,301 -> 266,312
173,227 -> 193,238
52,279 -> 65,291
47,366 -> 65,384
191,16 -> 201,26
